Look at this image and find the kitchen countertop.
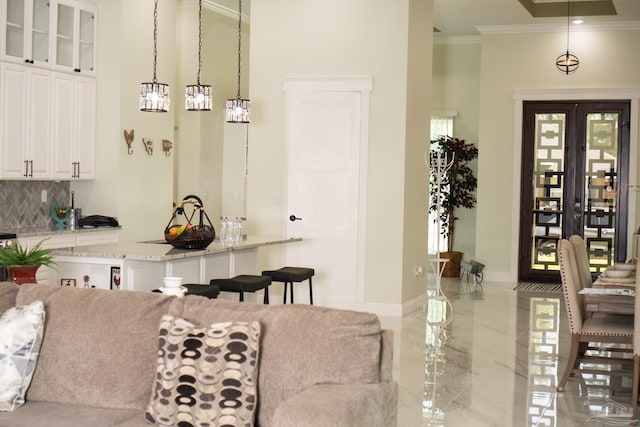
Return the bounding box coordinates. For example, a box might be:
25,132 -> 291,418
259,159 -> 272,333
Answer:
52,235 -> 302,262
5,226 -> 121,238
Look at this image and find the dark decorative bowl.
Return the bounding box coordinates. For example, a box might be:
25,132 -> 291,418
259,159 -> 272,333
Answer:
165,225 -> 215,250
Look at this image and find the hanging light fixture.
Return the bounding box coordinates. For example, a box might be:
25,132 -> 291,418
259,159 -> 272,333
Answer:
555,0 -> 579,75
225,0 -> 250,123
185,0 -> 212,111
140,0 -> 170,112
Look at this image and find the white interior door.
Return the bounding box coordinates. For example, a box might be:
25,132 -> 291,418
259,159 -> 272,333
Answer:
284,78 -> 371,310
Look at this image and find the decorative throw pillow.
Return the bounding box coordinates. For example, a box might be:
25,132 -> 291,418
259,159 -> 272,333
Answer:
0,300 -> 46,412
145,315 -> 261,427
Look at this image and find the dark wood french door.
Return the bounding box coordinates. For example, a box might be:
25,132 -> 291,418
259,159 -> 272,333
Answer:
518,100 -> 631,283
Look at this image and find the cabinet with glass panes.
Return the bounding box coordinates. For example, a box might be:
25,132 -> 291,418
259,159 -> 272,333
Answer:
52,0 -> 96,76
2,0 -> 51,66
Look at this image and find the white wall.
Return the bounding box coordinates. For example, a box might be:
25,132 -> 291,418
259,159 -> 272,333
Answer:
248,0 -> 432,308
431,41 -> 481,257
474,28 -> 640,280
72,0 -> 176,243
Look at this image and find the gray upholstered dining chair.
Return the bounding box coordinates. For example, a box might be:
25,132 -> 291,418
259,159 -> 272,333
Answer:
569,235 -> 593,290
556,239 -> 634,393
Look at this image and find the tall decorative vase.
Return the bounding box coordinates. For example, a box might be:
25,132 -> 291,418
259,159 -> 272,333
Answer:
8,265 -> 39,285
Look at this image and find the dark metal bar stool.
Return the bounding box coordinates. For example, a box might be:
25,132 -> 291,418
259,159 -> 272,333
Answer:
183,284 -> 220,299
210,275 -> 271,303
152,283 -> 220,299
261,267 -> 315,305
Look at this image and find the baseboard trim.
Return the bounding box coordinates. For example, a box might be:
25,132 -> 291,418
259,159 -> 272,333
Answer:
363,294 -> 426,318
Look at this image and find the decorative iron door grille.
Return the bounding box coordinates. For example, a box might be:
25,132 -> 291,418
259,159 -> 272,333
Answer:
519,101 -> 630,283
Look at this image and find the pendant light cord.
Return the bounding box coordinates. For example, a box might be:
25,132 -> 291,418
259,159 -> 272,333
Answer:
152,0 -> 158,83
236,0 -> 243,99
197,0 -> 203,85
566,0 -> 571,54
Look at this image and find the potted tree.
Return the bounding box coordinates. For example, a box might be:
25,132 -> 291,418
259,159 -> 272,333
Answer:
429,136 -> 479,277
0,240 -> 56,285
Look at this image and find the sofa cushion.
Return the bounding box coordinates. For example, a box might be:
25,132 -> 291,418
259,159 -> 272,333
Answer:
0,281 -> 20,314
0,300 -> 45,411
0,401 -> 144,427
169,297 -> 382,427
144,315 -> 261,427
15,284 -> 175,410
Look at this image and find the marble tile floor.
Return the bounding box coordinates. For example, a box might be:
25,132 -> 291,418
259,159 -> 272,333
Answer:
381,277 -> 638,427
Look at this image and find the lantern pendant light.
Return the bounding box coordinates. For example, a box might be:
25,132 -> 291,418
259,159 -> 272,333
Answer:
185,0 -> 212,111
555,0 -> 579,75
225,0 -> 250,123
140,0 -> 170,112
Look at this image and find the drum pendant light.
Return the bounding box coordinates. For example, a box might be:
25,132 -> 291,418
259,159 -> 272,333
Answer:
140,0 -> 170,112
185,0 -> 212,111
225,0 -> 250,123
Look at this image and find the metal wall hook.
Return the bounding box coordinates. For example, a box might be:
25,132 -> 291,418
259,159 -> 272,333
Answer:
124,129 -> 134,155
142,138 -> 153,155
162,139 -> 173,156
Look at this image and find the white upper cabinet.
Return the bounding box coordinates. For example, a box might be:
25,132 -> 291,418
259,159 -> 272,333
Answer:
51,71 -> 95,179
0,62 -> 51,179
51,0 -> 95,76
2,0 -> 52,66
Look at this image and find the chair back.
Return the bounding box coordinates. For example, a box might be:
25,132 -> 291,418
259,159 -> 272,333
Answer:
558,239 -> 584,334
569,235 -> 592,289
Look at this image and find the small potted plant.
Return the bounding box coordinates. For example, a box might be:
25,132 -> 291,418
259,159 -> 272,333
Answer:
429,136 -> 478,277
0,240 -> 56,285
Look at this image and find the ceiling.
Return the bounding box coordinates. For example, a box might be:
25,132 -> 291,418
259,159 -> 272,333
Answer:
433,0 -> 640,38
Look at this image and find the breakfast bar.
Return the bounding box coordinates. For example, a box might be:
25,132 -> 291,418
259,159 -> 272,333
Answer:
49,236 -> 302,292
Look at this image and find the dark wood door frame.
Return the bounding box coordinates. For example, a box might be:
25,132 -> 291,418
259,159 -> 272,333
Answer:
518,100 -> 631,283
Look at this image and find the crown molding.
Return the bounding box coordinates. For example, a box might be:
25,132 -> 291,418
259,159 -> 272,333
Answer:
477,20 -> 640,34
434,36 -> 481,45
178,0 -> 249,21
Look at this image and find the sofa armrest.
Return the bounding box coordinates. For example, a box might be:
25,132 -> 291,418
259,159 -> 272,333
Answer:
272,382 -> 398,427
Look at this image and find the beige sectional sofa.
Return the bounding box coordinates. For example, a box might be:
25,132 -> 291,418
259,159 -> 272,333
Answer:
0,282 -> 397,427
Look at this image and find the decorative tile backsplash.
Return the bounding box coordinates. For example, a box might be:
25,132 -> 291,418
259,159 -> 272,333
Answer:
0,181 -> 70,229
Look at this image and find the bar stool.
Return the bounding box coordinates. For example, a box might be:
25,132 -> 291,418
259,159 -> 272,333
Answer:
210,275 -> 271,304
183,283 -> 220,299
261,267 -> 315,305
152,283 -> 220,299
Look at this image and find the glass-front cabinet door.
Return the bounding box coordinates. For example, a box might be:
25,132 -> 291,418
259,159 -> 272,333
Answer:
2,0 -> 51,65
52,0 -> 95,75
518,101 -> 631,283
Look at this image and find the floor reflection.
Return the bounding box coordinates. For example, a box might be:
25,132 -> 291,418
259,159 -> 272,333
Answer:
386,277 -> 638,427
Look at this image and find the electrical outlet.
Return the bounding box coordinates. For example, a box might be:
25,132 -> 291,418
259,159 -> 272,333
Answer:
414,266 -> 424,276
41,189 -> 47,203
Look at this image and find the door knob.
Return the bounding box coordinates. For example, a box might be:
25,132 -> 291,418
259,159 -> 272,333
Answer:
289,215 -> 303,222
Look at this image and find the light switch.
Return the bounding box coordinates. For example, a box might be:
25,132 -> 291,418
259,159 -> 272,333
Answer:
41,189 -> 47,203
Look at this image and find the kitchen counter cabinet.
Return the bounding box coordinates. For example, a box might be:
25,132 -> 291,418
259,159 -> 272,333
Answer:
50,236 -> 300,293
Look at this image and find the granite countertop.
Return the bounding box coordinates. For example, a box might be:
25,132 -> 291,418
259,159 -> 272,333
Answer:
6,226 -> 121,238
52,235 -> 302,262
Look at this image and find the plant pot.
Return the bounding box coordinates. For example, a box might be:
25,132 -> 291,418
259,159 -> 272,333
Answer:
8,265 -> 39,285
440,251 -> 463,277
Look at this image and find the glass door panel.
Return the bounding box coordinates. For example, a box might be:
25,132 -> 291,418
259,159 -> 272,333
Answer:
582,112 -> 620,274
56,3 -> 73,68
5,0 -> 26,58
78,9 -> 94,71
31,0 -> 49,62
530,113 -> 566,273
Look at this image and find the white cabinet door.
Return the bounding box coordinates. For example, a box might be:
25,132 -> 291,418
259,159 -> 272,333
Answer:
0,62 -> 50,179
51,0 -> 96,76
51,72 -> 95,179
1,0 -> 52,66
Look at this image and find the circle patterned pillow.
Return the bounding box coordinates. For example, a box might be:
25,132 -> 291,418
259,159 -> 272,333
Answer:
145,315 -> 261,427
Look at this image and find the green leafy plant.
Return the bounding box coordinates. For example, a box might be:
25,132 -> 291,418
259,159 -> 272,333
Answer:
0,240 -> 56,267
429,136 -> 479,253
